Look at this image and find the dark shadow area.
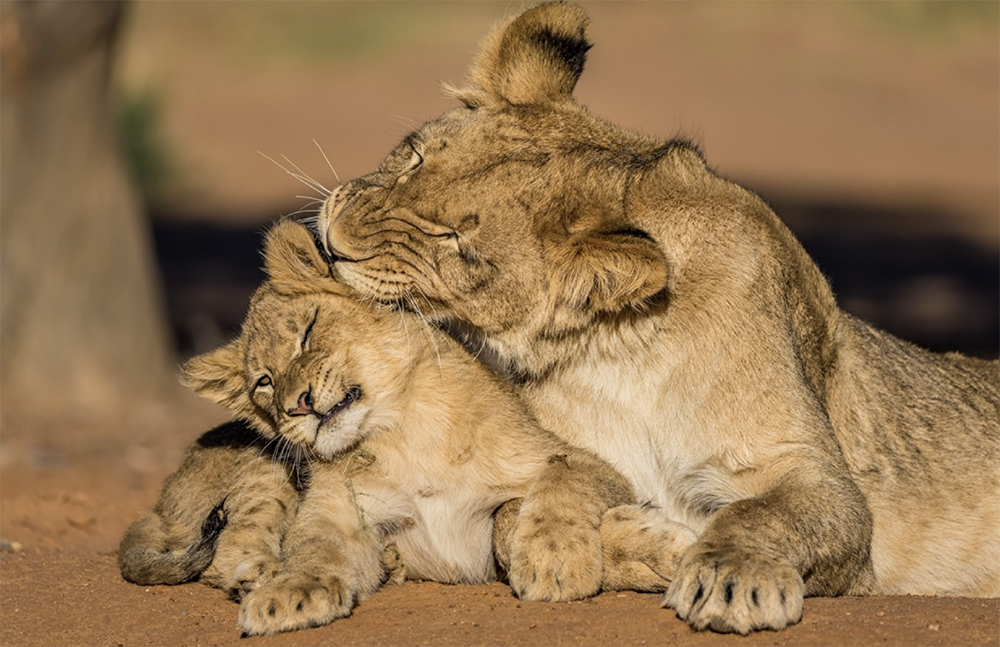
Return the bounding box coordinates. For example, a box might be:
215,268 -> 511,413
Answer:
764,193 -> 999,360
151,196 -> 999,362
151,216 -> 271,360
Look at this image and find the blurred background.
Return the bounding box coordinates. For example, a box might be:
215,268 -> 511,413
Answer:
2,0 -> 998,423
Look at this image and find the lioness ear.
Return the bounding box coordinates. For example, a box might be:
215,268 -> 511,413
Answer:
263,219 -> 333,295
549,230 -> 669,313
179,342 -> 245,408
451,2 -> 591,107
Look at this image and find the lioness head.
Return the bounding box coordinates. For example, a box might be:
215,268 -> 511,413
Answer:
182,220 -> 420,460
319,2 -> 706,377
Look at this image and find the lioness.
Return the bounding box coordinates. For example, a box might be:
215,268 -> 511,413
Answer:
123,219 -> 696,636
316,1 -> 1000,634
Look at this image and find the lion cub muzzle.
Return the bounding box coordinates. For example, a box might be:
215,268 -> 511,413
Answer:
284,386 -> 362,422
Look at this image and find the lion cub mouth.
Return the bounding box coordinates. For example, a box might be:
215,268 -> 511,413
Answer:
284,385 -> 365,459
318,385 -> 363,426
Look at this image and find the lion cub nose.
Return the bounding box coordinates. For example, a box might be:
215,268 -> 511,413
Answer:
286,391 -> 316,417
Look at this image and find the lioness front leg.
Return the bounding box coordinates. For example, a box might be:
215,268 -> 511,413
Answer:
507,450 -> 634,602
664,470 -> 874,634
238,469 -> 385,636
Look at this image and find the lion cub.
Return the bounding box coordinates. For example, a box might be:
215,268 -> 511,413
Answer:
122,220 -> 695,636
118,419 -> 299,596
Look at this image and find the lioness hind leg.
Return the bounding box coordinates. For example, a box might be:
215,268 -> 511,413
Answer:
600,504 -> 697,592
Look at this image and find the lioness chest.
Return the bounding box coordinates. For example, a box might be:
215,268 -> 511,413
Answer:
519,351 -> 755,533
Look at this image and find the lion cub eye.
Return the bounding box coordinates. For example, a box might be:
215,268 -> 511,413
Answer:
301,308 -> 319,352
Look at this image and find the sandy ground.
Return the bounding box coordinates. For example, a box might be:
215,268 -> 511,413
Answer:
2,3 -> 998,646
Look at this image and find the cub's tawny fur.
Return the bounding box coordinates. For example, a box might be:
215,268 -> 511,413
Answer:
317,2 -> 1000,634
118,420 -> 297,598
121,220 -> 696,636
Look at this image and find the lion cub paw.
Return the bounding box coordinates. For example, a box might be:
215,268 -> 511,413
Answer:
238,571 -> 355,636
663,544 -> 804,634
508,513 -> 603,602
600,504 -> 697,592
200,549 -> 281,600
230,554 -> 281,599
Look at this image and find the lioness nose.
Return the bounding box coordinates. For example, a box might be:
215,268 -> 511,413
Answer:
286,391 -> 315,416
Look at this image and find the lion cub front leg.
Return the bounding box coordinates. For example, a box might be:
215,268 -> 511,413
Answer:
238,468 -> 385,636
599,504 -> 697,592
496,500 -> 697,593
506,450 -> 634,602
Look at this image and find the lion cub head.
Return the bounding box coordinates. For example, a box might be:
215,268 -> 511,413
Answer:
318,2 -> 699,377
182,220 -> 419,460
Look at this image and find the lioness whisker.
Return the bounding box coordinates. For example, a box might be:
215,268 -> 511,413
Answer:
389,115 -> 420,132
258,151 -> 331,199
313,139 -> 341,185
405,289 -> 443,373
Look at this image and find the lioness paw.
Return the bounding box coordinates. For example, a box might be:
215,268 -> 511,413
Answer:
238,571 -> 354,636
663,544 -> 804,634
508,515 -> 602,602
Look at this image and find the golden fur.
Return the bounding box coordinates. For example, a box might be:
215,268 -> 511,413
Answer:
128,220 -> 696,635
118,420 -> 296,598
317,2 -> 1000,634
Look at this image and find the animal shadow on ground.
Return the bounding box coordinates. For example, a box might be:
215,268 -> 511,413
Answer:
151,195 -> 999,362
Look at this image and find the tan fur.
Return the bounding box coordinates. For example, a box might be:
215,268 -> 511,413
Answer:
176,220 -> 694,635
317,2 -> 1000,634
118,420 -> 296,599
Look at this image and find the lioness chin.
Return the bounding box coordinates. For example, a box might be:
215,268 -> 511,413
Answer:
122,220 -> 697,636
317,1 -> 1000,634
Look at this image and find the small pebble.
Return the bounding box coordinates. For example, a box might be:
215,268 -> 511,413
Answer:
0,539 -> 23,552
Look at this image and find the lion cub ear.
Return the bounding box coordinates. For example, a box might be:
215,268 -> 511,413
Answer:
262,219 -> 334,295
549,230 -> 669,313
179,341 -> 245,409
452,2 -> 591,107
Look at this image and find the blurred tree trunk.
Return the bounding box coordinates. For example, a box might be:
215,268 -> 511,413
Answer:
1,0 -> 175,415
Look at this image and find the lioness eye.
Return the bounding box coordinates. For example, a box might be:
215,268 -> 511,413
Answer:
408,147 -> 424,170
255,375 -> 272,389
